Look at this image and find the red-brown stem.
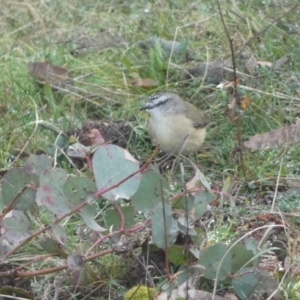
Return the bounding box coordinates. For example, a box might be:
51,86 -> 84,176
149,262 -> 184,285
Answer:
0,249 -> 114,278
85,219 -> 151,256
161,180 -> 171,281
0,184 -> 30,223
124,219 -> 151,234
114,202 -> 125,231
14,254 -> 54,271
85,154 -> 93,171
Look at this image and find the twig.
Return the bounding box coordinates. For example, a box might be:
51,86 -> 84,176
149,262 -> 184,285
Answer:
271,158 -> 283,212
10,97 -> 39,166
114,202 -> 125,231
0,184 -> 30,223
216,0 -> 247,179
238,3 -> 300,56
161,179 -> 171,280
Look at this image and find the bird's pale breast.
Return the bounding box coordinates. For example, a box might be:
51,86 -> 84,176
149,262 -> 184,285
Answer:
148,114 -> 206,155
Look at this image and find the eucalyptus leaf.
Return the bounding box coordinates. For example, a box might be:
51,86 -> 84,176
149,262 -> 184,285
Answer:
92,145 -> 141,201
2,168 -> 37,211
230,244 -> 254,274
232,267 -> 260,300
37,168 -> 71,217
152,202 -> 175,249
1,210 -> 31,244
131,171 -> 170,213
199,243 -> 231,281
25,154 -> 52,177
193,191 -> 214,218
104,206 -> 135,229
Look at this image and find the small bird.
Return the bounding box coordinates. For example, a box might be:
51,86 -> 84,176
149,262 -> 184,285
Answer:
141,93 -> 211,155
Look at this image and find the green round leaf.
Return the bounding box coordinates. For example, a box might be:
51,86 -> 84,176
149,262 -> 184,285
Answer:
2,168 -> 37,211
199,243 -> 231,280
63,176 -> 97,215
92,145 -> 141,201
152,202 -> 176,249
25,154 -> 52,177
104,206 -> 135,229
1,210 -> 31,244
63,177 -> 106,230
131,171 -> 170,213
232,267 -> 259,300
37,168 -> 71,217
168,245 -> 186,265
194,191 -> 214,218
230,244 -> 255,273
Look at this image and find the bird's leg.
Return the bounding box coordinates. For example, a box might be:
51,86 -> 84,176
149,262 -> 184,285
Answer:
193,152 -> 199,166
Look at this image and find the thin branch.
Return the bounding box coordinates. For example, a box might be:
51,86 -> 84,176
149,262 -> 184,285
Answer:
10,97 -> 39,166
161,179 -> 171,280
0,184 -> 30,222
271,158 -> 283,212
238,3 -> 300,56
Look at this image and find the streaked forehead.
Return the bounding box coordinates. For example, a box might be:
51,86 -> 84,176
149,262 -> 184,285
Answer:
148,93 -> 169,102
148,93 -> 161,101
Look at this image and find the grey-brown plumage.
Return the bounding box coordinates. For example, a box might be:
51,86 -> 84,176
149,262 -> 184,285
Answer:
141,93 -> 211,155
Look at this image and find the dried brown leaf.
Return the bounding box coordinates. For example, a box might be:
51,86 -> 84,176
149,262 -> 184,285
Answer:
239,96 -> 251,110
272,55 -> 290,71
87,129 -> 105,146
186,170 -> 202,193
28,61 -> 69,86
245,55 -> 257,74
131,78 -> 158,88
244,121 -> 300,150
256,61 -> 273,68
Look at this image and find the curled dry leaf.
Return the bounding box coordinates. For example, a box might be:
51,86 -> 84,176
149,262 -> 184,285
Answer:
28,61 -> 69,87
239,96 -> 251,110
244,120 -> 300,150
131,77 -> 158,88
0,104 -> 8,112
272,55 -> 290,71
245,55 -> 257,75
87,129 -> 105,146
256,61 -> 273,68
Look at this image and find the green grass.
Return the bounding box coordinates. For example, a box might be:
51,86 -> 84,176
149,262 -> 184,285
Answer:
1,0 -> 300,298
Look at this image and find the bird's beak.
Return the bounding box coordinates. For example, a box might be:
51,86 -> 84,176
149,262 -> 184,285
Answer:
140,104 -> 151,110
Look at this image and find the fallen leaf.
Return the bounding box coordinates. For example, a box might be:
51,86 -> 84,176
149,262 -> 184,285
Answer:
0,104 -> 8,112
87,129 -> 105,146
228,98 -> 237,110
272,55 -> 290,71
131,78 -> 158,87
245,55 -> 257,74
188,61 -> 237,85
244,121 -> 300,150
239,96 -> 251,110
28,61 -> 69,87
256,61 -> 273,68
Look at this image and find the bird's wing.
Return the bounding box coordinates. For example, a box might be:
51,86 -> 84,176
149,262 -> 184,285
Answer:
184,102 -> 211,128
